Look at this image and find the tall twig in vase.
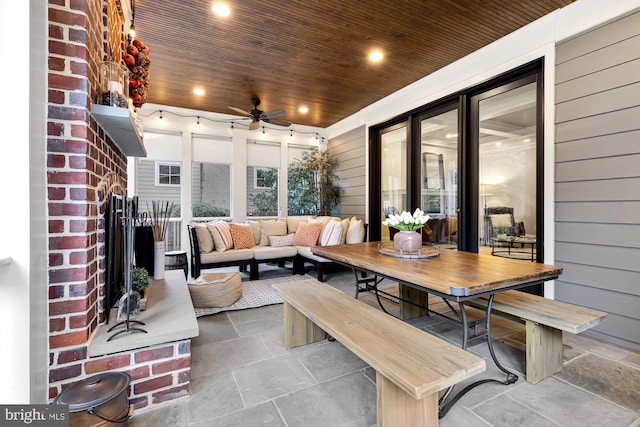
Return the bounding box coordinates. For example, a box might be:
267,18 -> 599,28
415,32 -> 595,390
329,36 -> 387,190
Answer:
150,200 -> 174,242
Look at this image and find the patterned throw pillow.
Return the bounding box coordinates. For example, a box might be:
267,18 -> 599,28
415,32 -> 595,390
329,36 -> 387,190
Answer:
293,222 -> 323,247
206,221 -> 233,252
269,233 -> 295,247
319,220 -> 343,246
229,223 -> 255,249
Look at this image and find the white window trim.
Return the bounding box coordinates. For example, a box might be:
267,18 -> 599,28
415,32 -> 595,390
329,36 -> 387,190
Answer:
155,161 -> 181,187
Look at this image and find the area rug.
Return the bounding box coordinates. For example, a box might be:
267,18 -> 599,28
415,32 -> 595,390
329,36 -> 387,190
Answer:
194,274 -> 315,317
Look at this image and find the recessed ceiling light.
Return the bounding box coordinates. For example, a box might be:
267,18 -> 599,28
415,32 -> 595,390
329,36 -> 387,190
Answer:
193,88 -> 205,96
298,106 -> 309,114
369,50 -> 383,62
212,2 -> 230,17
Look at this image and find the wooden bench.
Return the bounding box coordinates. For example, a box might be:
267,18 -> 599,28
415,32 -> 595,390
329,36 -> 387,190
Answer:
273,279 -> 485,427
467,290 -> 607,384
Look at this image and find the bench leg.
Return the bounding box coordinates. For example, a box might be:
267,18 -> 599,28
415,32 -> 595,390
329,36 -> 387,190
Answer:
399,284 -> 429,320
376,372 -> 438,427
282,301 -> 326,349
525,320 -> 563,384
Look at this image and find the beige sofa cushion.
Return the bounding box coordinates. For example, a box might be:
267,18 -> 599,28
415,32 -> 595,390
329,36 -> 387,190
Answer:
286,216 -> 311,233
253,245 -> 297,260
191,222 -> 214,253
346,216 -> 366,244
247,220 -> 262,245
259,220 -> 288,246
200,248 -> 254,263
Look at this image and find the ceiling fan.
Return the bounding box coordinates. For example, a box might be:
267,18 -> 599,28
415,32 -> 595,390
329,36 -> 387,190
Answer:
228,97 -> 292,130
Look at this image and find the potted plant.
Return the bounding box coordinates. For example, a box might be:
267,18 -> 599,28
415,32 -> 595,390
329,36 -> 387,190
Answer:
288,148 -> 340,216
132,267 -> 150,310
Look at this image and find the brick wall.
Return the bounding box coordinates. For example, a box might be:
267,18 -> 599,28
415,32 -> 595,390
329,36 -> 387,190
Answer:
46,0 -> 191,410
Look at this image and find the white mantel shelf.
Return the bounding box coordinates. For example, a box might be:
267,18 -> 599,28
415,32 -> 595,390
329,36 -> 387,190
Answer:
90,104 -> 147,158
88,270 -> 199,357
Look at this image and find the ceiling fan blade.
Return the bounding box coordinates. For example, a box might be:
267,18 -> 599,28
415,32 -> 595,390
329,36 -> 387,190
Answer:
249,121 -> 260,130
261,109 -> 286,119
228,106 -> 251,116
265,118 -> 292,127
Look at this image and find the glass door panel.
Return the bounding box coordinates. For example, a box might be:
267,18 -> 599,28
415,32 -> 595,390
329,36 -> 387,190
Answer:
478,82 -> 537,252
420,109 -> 458,247
381,125 -> 407,241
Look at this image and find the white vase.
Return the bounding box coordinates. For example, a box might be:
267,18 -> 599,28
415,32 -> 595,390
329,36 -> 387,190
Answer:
393,230 -> 422,252
153,241 -> 165,280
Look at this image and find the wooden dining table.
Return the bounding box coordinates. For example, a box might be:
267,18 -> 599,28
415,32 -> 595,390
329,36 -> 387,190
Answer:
312,241 -> 564,416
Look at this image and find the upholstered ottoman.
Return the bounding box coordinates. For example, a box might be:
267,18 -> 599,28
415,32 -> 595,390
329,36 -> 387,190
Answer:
188,272 -> 242,308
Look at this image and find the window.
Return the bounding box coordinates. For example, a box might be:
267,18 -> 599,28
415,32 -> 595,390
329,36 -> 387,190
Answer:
254,168 -> 272,189
192,136 -> 232,219
247,141 -> 280,217
191,163 -> 231,218
157,162 -> 181,186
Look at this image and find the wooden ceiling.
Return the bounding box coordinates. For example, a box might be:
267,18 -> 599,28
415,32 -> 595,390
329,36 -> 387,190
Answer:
134,0 -> 574,128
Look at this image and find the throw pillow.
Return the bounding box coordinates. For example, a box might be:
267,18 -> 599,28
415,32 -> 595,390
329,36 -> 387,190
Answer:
309,216 -> 338,244
339,218 -> 351,244
191,222 -> 214,253
346,216 -> 366,244
247,220 -> 262,245
286,216 -> 309,233
293,222 -> 323,247
490,214 -> 512,228
259,220 -> 288,246
269,233 -> 295,247
206,220 -> 233,252
229,223 -> 255,249
319,220 -> 343,246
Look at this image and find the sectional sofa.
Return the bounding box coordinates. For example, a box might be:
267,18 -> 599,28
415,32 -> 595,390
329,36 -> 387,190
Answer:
187,216 -> 367,281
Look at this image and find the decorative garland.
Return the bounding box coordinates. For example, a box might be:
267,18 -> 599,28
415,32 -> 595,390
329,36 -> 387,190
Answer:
124,39 -> 151,108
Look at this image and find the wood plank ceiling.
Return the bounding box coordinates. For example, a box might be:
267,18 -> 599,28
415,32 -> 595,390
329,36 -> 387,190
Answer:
133,0 -> 575,128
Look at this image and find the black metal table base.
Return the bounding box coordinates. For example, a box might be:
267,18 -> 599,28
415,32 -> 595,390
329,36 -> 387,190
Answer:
351,268 -> 519,418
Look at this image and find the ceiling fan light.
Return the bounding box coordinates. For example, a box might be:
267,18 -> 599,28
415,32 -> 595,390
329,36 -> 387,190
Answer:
298,106 -> 309,114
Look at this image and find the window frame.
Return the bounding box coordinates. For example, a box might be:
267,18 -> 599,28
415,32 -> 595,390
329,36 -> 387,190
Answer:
155,161 -> 181,187
254,167 -> 273,189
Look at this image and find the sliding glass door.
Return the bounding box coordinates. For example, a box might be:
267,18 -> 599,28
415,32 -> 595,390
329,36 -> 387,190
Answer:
369,60 -> 543,260
473,75 -> 542,262
379,123 -> 407,240
419,108 -> 458,246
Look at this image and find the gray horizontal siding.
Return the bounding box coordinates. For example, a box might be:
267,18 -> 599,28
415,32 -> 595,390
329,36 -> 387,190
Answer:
554,8 -> 640,350
555,201 -> 640,224
136,159 -> 181,211
556,262 -> 640,296
555,11 -> 640,66
328,126 -> 366,219
555,129 -> 640,162
555,153 -> 640,182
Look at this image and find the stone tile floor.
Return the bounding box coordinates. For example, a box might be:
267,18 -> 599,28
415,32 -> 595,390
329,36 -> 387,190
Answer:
130,267 -> 640,426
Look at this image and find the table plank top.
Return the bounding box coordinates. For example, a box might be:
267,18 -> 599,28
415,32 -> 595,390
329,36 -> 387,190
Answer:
312,242 -> 562,298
